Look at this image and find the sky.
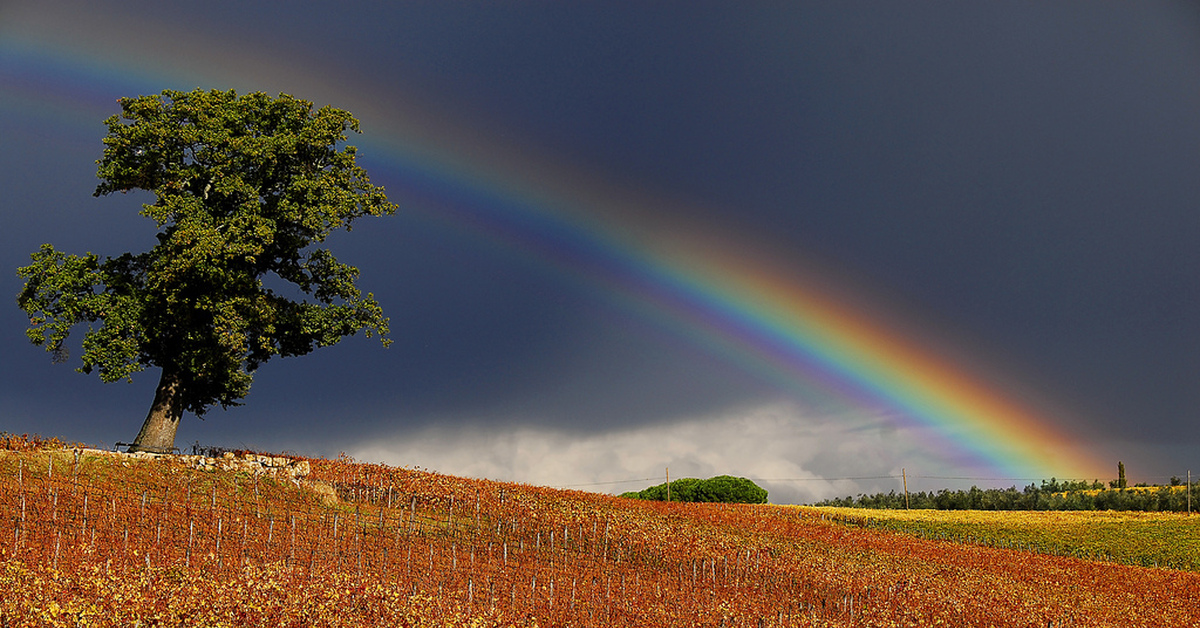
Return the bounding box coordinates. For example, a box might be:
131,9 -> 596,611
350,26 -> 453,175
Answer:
2,1 -> 1199,503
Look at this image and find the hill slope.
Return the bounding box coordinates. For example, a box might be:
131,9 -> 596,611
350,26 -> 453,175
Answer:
2,439 -> 1199,627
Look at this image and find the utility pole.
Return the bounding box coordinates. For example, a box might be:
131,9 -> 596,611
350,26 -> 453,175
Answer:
903,468 -> 909,510
1189,470 -> 1192,515
666,467 -> 670,502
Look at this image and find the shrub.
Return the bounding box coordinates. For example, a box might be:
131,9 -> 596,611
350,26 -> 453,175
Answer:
621,475 -> 768,504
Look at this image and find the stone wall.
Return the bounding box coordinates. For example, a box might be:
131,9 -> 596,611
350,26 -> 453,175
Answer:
78,448 -> 312,479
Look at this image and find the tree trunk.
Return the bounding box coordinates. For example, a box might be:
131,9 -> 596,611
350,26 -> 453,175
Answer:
128,367 -> 184,453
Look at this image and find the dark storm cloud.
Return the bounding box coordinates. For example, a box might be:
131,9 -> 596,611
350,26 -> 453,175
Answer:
3,1 -> 1198,490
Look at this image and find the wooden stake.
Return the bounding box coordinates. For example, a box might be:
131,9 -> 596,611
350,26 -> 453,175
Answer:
215,517 -> 222,570
187,518 -> 194,568
290,515 -> 296,567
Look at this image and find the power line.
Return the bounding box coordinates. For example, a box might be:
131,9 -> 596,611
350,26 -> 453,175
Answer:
559,475 -> 901,488
914,476 -> 1046,482
749,476 -> 900,483
560,474 -> 1137,489
755,475 -> 1126,484
555,477 -> 661,488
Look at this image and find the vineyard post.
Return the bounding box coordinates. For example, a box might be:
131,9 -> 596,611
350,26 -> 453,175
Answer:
216,516 -> 223,570
308,516 -> 317,578
605,575 -> 611,620
290,515 -> 296,568
155,488 -> 164,561
11,493 -> 20,554
354,503 -> 361,575
333,513 -> 341,570
18,493 -> 25,552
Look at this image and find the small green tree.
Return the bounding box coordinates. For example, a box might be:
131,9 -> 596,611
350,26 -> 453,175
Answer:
17,89 -> 395,453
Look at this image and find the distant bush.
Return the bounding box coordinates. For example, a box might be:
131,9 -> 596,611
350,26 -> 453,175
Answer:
621,475 -> 768,504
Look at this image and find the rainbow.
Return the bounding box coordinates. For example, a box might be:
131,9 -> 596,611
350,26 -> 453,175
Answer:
358,148 -> 1108,479
0,14 -> 1110,480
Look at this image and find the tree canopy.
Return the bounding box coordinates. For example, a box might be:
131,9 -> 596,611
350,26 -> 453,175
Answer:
621,475 -> 769,504
17,88 -> 396,452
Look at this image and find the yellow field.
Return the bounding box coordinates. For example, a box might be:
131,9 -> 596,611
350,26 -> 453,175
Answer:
1054,485 -> 1188,497
811,506 -> 1200,571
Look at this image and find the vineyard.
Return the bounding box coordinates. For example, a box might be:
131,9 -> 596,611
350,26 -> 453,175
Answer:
2,437 -> 1200,627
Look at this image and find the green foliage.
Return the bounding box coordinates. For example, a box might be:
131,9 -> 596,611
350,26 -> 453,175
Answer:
16,88 -> 395,418
621,475 -> 768,504
1113,461 -> 1127,489
813,477 -> 1200,513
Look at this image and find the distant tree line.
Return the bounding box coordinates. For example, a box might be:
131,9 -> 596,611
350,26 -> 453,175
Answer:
621,475 -> 768,504
813,477 -> 1200,512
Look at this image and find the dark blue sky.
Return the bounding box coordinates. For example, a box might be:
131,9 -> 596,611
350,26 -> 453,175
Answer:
2,1 -> 1199,502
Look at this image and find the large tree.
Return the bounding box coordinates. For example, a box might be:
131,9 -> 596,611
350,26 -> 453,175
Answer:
17,88 -> 396,453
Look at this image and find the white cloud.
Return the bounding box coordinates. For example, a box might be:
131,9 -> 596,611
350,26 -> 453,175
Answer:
347,400 -> 958,504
